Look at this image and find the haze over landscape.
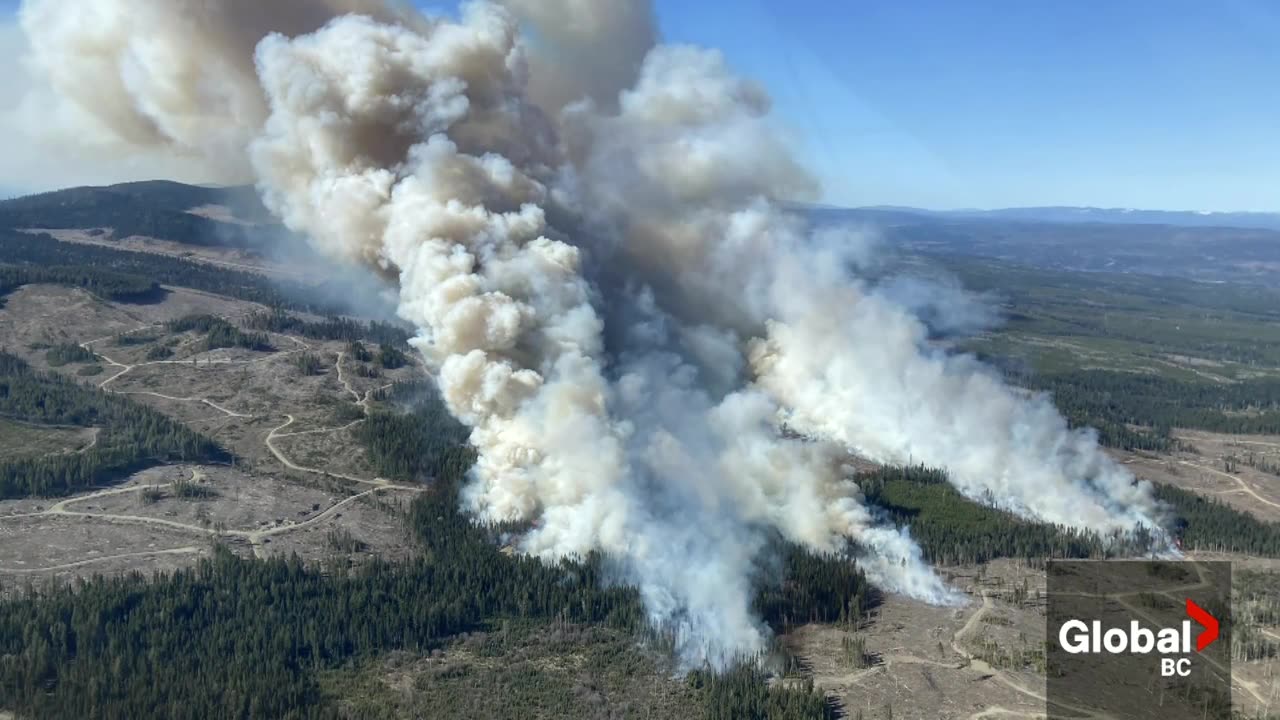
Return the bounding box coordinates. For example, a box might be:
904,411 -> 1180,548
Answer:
0,2 -> 1277,719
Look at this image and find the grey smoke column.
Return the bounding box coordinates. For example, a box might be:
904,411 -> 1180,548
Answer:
15,0 -> 1163,665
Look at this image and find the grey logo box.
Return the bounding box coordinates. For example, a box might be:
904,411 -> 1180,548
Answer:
1046,560 -> 1232,720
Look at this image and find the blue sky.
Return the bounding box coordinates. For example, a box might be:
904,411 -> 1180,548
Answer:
652,0 -> 1280,212
3,0 -> 1278,211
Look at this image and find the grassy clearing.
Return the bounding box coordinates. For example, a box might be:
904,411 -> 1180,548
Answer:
321,622 -> 702,720
0,419 -> 93,459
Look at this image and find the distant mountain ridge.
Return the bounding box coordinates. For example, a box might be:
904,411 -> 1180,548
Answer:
805,204 -> 1280,287
4,180 -> 1279,287
0,180 -> 273,248
856,205 -> 1280,231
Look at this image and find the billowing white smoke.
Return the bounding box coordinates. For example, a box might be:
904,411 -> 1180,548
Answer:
15,0 -> 421,182
15,0 -> 1163,664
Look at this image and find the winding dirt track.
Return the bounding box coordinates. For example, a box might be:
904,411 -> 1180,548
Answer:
0,332 -> 421,571
1177,460 -> 1280,511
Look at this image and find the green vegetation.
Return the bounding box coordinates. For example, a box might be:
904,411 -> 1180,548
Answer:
167,314 -> 273,352
0,264 -> 161,304
172,477 -> 218,500
348,340 -> 373,363
376,343 -> 409,370
325,399 -> 366,426
325,528 -> 368,554
0,351 -> 227,498
322,623 -> 702,720
754,542 -> 870,631
355,382 -> 472,483
324,623 -> 833,720
1025,370 -> 1280,438
859,465 -> 1280,562
918,257 -> 1280,446
112,330 -> 162,347
352,363 -> 381,379
1154,484 -> 1280,556
44,342 -> 97,367
245,309 -> 412,348
1233,571 -> 1280,663
859,466 -> 1124,564
294,353 -> 325,376
0,378 -> 847,720
690,664 -> 833,720
0,228 -> 344,314
839,634 -> 871,669
0,181 -> 262,248
144,344 -> 175,361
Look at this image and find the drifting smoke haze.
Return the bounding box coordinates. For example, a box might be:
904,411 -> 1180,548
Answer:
13,0 -> 1166,664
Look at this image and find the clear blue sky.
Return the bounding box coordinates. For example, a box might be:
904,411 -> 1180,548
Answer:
4,0 -> 1278,211
651,0 -> 1280,212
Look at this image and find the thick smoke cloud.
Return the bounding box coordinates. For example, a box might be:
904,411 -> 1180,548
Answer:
15,0 -> 420,183
14,0 -> 1164,665
501,0 -> 656,113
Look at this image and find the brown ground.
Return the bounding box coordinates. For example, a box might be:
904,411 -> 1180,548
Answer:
1113,430 -> 1280,524
786,556 -> 1280,719
0,285 -> 423,585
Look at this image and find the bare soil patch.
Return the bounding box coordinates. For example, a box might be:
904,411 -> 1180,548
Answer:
1113,430 -> 1280,523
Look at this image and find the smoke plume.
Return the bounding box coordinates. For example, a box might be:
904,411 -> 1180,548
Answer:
14,0 -> 1164,664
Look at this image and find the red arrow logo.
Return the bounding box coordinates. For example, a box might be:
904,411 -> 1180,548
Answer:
1186,598 -> 1219,652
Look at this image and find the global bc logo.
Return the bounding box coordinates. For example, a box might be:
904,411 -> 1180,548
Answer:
1058,598 -> 1220,678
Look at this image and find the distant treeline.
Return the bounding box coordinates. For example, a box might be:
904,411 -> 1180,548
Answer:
44,343 -> 98,367
0,264 -> 162,306
244,309 -> 412,348
0,183 -> 258,248
0,351 -> 228,498
860,464 -> 1280,563
1024,369 -> 1280,442
167,314 -> 273,352
859,465 -> 1138,564
1155,484 -> 1280,556
0,229 -> 347,315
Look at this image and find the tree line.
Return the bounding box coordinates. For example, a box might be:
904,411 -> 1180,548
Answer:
1155,484 -> 1280,556
859,464 -> 1280,564
0,378 -> 842,719
0,265 -> 162,307
167,314 -> 273,352
0,184 -> 255,249
0,351 -> 228,498
0,229 -> 344,315
858,465 -> 1129,564
984,366 -> 1280,451
244,309 -> 412,348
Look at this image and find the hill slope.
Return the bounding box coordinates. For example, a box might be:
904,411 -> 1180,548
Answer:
0,181 -> 272,248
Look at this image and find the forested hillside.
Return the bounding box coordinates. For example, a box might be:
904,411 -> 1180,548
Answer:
244,309 -> 412,348
0,181 -> 268,248
0,352 -> 227,497
0,229 -> 344,314
1028,369 -> 1280,437
0,265 -> 162,306
862,464 -> 1280,561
